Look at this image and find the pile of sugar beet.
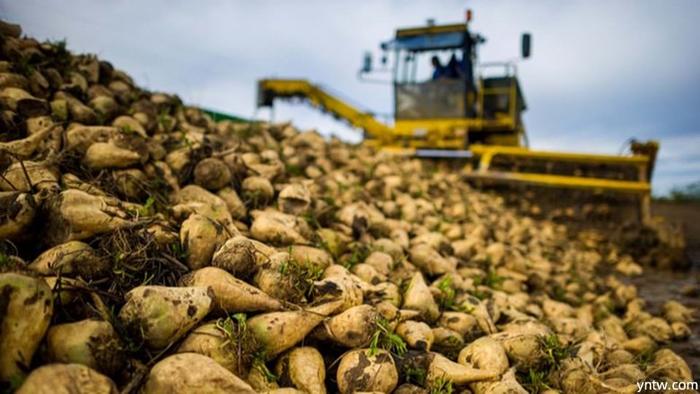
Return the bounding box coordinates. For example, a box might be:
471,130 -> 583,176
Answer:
0,21 -> 696,394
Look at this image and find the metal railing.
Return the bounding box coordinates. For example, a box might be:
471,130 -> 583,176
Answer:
475,61 -> 519,126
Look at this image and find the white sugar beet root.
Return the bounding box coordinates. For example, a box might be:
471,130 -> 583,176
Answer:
179,266 -> 283,313
315,304 -> 379,347
16,363 -> 117,394
336,349 -> 398,394
0,274 -> 53,384
177,321 -> 250,376
46,319 -> 125,376
274,347 -> 326,394
248,300 -> 342,358
118,286 -> 213,349
142,353 -> 255,394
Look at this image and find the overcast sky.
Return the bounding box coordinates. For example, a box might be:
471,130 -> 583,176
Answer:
2,0 -> 699,194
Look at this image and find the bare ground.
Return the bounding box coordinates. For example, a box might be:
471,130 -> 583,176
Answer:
630,202 -> 700,376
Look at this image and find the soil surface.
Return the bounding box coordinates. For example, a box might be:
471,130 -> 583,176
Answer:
631,202 -> 700,376
652,201 -> 700,266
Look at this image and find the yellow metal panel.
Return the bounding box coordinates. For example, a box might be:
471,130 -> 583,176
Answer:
464,171 -> 651,194
377,146 -> 417,156
394,118 -> 515,133
395,118 -> 479,133
470,144 -> 650,165
481,134 -> 521,147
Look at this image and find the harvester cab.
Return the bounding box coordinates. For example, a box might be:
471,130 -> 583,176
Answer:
360,14 -> 527,149
256,12 -> 658,221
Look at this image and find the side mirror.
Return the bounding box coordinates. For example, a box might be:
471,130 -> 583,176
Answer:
521,33 -> 531,59
361,52 -> 372,73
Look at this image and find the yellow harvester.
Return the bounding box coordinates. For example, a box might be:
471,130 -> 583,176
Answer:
256,12 -> 658,220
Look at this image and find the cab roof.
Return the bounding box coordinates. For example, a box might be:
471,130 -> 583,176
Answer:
381,23 -> 468,52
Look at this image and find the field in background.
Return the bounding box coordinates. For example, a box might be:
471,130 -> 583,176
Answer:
652,201 -> 700,266
631,201 -> 700,375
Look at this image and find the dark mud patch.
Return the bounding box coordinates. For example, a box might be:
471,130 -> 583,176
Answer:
630,202 -> 700,376
629,268 -> 700,376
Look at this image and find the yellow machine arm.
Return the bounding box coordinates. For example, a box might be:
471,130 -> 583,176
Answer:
464,143 -> 658,222
467,144 -> 653,193
257,79 -> 394,142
